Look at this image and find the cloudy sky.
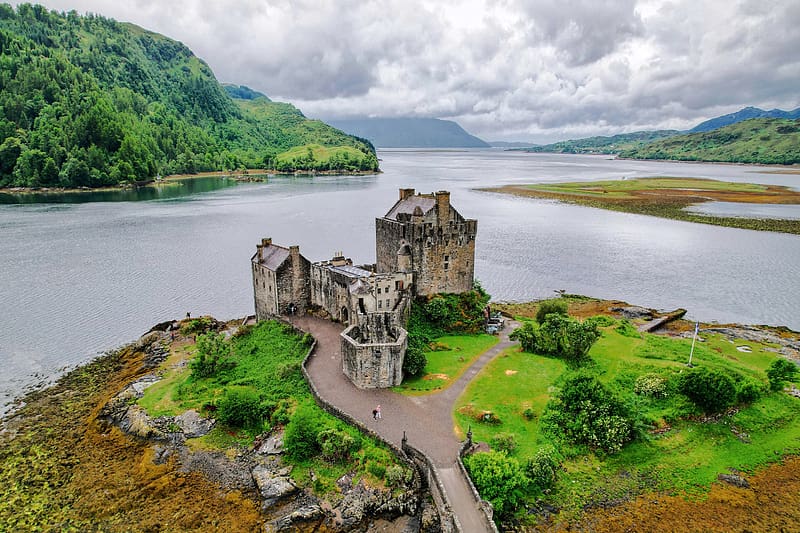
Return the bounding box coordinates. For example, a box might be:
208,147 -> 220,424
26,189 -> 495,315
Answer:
18,0 -> 800,143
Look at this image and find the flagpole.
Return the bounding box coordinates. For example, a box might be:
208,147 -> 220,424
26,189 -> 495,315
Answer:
688,322 -> 698,367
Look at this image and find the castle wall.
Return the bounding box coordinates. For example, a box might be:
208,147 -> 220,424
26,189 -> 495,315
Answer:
252,244 -> 311,319
341,314 -> 407,388
252,261 -> 278,319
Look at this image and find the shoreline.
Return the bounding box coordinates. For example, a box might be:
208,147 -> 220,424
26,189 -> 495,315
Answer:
0,169 -> 381,196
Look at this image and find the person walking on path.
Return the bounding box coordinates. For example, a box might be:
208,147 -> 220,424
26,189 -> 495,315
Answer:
373,404 -> 382,420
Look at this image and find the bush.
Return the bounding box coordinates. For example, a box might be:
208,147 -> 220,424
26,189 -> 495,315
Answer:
736,380 -> 763,404
678,368 -> 737,413
367,462 -> 386,479
536,299 -> 568,323
490,433 -> 518,455
181,316 -> 214,335
510,314 -> 600,365
522,408 -> 536,421
615,319 -> 641,338
385,465 -> 412,487
634,373 -> 668,398
586,315 -> 616,327
767,359 -> 798,391
464,451 -> 529,518
216,386 -> 264,429
190,331 -> 235,378
543,373 -> 634,454
525,446 -> 559,491
317,428 -> 356,463
270,399 -> 294,426
403,337 -> 428,377
284,404 -> 324,460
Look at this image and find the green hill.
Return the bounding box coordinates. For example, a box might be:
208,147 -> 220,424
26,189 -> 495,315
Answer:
619,118 -> 800,165
0,4 -> 377,189
518,130 -> 680,154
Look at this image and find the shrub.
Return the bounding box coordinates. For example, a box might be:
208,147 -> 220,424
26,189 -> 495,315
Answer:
525,446 -> 559,491
586,315 -> 616,327
317,428 -> 356,463
510,314 -> 600,365
270,399 -> 294,426
490,433 -> 517,455
536,299 -> 568,323
190,331 -> 235,378
181,316 -> 214,335
615,319 -> 641,338
634,373 -> 668,398
767,359 -> 798,391
284,404 -> 324,460
385,465 -> 412,487
736,380 -> 763,404
678,368 -> 737,414
216,386 -> 264,429
403,337 -> 428,377
463,451 -> 529,518
367,462 -> 386,479
522,408 -> 536,421
543,373 -> 634,454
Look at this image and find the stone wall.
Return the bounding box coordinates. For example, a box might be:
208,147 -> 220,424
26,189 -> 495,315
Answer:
252,261 -> 278,319
375,195 -> 477,296
341,315 -> 407,388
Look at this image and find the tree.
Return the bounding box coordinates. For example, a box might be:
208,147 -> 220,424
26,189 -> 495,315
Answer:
463,451 -> 530,518
543,373 -> 634,454
767,359 -> 798,392
284,404 -> 323,460
216,386 -> 263,429
190,331 -> 234,378
510,314 -> 599,365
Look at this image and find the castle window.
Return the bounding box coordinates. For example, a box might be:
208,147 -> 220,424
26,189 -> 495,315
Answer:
385,286 -> 390,292
386,299 -> 390,307
395,280 -> 404,290
377,287 -> 382,294
378,300 -> 382,308
444,255 -> 449,261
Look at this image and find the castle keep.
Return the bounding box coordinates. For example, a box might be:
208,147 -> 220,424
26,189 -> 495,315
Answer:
251,188 -> 477,388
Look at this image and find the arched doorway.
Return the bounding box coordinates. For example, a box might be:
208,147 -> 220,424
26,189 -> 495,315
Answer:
341,306 -> 349,324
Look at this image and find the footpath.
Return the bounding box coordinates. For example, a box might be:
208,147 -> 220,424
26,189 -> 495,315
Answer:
291,315 -> 519,533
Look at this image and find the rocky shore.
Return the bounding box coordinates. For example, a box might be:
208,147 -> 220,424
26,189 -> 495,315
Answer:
0,322 -> 425,532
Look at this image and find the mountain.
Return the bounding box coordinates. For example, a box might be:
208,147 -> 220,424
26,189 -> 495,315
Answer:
222,83 -> 270,101
0,4 -> 377,189
620,118 -> 800,165
517,130 -> 680,154
690,106 -> 800,133
328,118 -> 490,148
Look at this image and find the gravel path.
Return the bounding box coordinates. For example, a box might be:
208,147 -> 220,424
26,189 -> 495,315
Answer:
292,315 -> 518,532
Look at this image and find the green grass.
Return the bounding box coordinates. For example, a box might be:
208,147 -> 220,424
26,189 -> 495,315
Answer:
137,321 -> 402,493
393,334 -> 499,395
527,177 -> 771,198
455,325 -> 800,518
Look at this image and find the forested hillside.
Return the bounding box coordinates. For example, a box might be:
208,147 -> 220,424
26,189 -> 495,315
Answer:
0,4 -> 377,189
517,130 -> 679,154
619,118 -> 800,165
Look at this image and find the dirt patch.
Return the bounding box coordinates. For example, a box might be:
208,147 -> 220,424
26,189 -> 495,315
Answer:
423,373 -> 449,381
555,455 -> 800,533
505,370 -> 518,376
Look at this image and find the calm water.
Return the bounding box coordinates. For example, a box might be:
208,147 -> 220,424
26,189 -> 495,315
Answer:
1,150 -> 799,414
685,201 -> 800,220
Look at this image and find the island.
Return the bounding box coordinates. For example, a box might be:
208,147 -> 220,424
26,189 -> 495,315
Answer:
485,177 -> 800,234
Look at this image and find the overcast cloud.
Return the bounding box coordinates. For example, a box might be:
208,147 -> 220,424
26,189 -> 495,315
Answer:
17,0 -> 800,142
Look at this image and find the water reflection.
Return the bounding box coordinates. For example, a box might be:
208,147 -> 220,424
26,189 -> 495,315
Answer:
684,201 -> 800,220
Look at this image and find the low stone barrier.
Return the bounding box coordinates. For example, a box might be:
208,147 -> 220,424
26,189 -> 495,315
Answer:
458,435 -> 498,533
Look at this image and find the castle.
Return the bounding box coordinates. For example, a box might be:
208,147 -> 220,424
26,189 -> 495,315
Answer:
251,188 -> 477,388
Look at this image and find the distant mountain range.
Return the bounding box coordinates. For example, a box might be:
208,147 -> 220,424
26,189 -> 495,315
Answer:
514,106 -> 800,164
328,118 -> 490,148
689,106 -> 800,133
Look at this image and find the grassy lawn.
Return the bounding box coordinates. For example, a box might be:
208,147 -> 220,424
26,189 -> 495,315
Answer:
137,320 -> 404,493
485,178 -> 800,234
393,334 -> 499,395
455,321 -> 800,518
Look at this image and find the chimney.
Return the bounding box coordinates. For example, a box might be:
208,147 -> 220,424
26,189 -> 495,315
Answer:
289,245 -> 300,265
435,191 -> 450,225
262,237 -> 272,247
399,188 -> 415,201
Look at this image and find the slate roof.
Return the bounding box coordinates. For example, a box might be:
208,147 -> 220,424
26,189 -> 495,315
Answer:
330,264 -> 372,278
384,195 -> 436,221
258,245 -> 290,271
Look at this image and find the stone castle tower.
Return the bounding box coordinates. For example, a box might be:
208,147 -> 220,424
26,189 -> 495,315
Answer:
375,189 -> 477,295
